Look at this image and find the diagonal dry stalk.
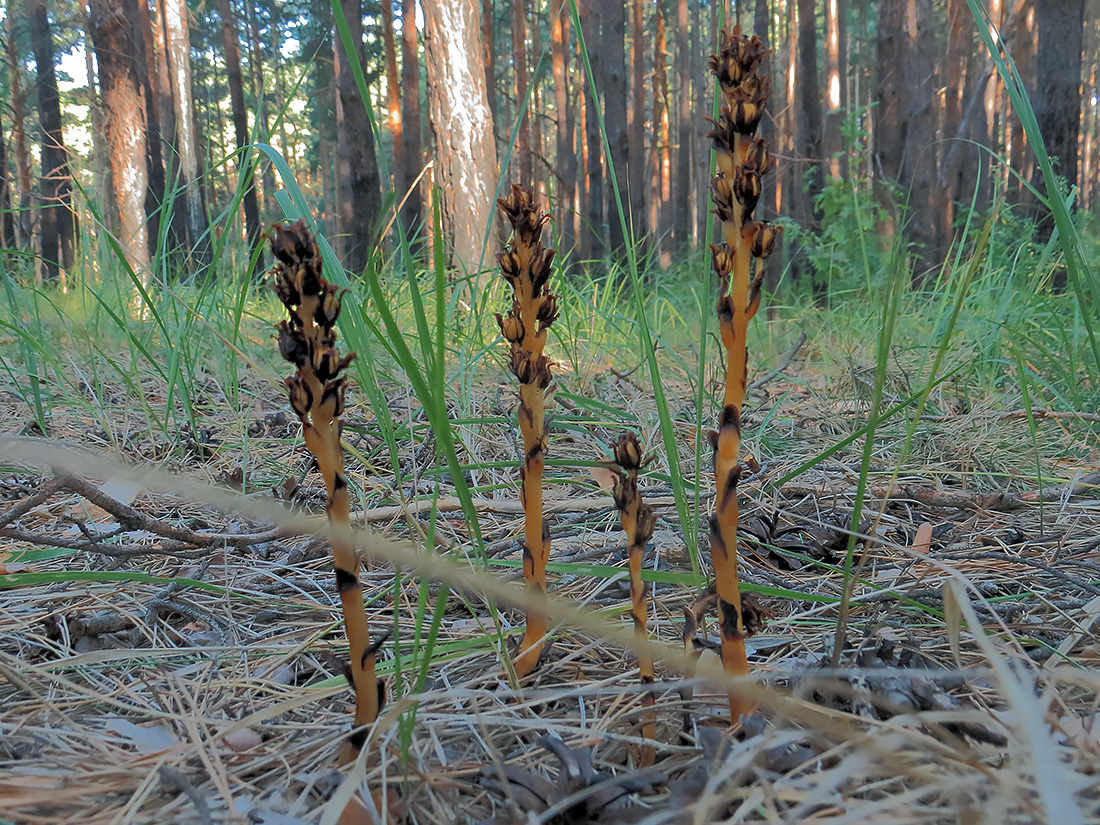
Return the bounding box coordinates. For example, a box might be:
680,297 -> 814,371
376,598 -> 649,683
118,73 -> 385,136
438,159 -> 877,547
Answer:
610,433 -> 657,762
270,220 -> 381,763
705,26 -> 781,721
495,184 -> 559,677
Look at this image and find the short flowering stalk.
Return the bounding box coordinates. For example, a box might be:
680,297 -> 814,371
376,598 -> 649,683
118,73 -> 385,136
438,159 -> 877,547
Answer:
610,433 -> 657,761
705,26 -> 780,721
270,220 -> 380,763
496,185 -> 559,677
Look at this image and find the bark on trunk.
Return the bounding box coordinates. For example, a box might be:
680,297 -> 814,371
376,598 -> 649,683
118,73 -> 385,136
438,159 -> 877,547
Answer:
6,8 -> 33,248
382,0 -> 402,189
652,2 -> 670,251
824,0 -> 848,178
797,0 -> 824,223
400,0 -> 423,237
423,0 -> 500,273
550,0 -> 576,262
1034,0 -> 1085,239
0,124 -> 13,249
161,0 -> 210,267
580,0 -> 604,260
512,0 -> 531,183
90,0 -> 153,277
628,0 -> 645,250
217,0 -> 264,274
335,0 -> 383,272
29,0 -> 76,279
672,0 -> 691,248
600,0 -> 628,256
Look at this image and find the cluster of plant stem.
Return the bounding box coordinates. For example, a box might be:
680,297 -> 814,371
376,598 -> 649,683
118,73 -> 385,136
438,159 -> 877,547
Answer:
705,25 -> 780,721
609,433 -> 657,760
271,219 -> 381,763
495,184 -> 560,677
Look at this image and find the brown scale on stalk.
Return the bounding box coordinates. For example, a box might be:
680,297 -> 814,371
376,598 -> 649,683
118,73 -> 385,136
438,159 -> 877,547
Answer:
496,184 -> 559,677
609,433 -> 658,762
703,26 -> 781,722
271,220 -> 382,764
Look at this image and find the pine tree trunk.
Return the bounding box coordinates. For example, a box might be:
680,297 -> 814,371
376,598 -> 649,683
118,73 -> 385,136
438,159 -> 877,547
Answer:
824,0 -> 848,178
217,0 -> 264,273
382,0 -> 402,190
513,0 -> 532,183
335,0 -> 382,272
90,0 -> 153,277
903,0 -> 938,274
599,0 -> 628,256
84,8 -> 114,232
1034,0 -> 1085,240
400,0 -> 423,236
754,0 -> 773,219
422,0 -> 500,273
482,0 -> 496,125
29,0 -> 76,280
628,0 -> 645,251
580,0 -> 603,260
652,2 -> 670,254
1007,1 -> 1035,205
5,8 -> 33,249
0,123 -> 13,250
246,0 -> 276,214
162,0 -> 211,267
550,0 -> 576,261
672,0 -> 691,249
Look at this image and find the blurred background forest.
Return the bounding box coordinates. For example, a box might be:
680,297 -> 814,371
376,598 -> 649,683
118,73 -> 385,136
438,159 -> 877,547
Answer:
0,0 -> 1095,289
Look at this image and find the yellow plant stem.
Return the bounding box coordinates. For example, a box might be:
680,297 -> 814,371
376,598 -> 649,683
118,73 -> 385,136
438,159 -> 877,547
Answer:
611,434 -> 656,760
497,185 -> 558,678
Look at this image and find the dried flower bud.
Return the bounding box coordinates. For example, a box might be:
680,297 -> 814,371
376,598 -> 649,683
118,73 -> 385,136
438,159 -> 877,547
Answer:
319,378 -> 347,420
733,166 -> 762,215
529,247 -> 557,297
710,244 -> 734,279
711,174 -> 736,222
743,137 -> 772,176
315,283 -> 344,328
612,433 -> 644,472
497,249 -> 522,285
635,504 -> 657,545
285,375 -> 313,419
497,312 -> 523,343
272,268 -> 300,309
277,321 -> 309,367
611,472 -> 636,513
533,354 -> 553,390
747,221 -> 781,259
536,293 -> 559,330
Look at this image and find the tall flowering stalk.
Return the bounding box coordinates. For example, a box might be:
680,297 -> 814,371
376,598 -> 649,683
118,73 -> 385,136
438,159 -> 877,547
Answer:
706,26 -> 780,720
271,220 -> 381,762
496,185 -> 559,677
610,433 -> 657,761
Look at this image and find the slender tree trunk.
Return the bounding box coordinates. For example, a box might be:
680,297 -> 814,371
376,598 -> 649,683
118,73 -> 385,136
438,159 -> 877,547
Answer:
0,123 -> 13,250
531,4 -> 543,189
797,0 -> 824,221
482,0 -> 497,126
600,0 -> 628,256
1007,1 -> 1035,205
5,8 -> 33,249
1034,0 -> 1085,240
382,0 -> 402,192
550,0 -> 576,261
672,0 -> 691,248
905,0 -> 938,272
513,0 -> 532,182
90,0 -> 153,277
335,0 -> 383,272
246,0 -> 275,214
824,0 -> 848,178
940,0 -> 970,228
84,8 -> 113,231
653,1 -> 670,254
422,0 -> 500,273
400,0 -> 424,237
875,0 -> 904,234
217,0 -> 264,273
580,0 -> 604,260
629,0 -> 645,251
161,0 -> 210,267
29,0 -> 76,280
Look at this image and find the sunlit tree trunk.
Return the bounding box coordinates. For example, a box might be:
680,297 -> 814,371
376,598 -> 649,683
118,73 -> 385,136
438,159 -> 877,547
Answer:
482,0 -> 497,125
91,0 -> 152,277
652,2 -> 670,255
672,0 -> 691,249
246,0 -> 275,214
423,0 -> 500,273
824,0 -> 848,178
217,0 -> 264,273
400,0 -> 424,236
161,0 -> 210,266
29,0 -> 76,281
754,0 -> 773,219
550,0 -> 576,262
84,7 -> 113,232
382,0 -> 402,192
0,122 -> 13,250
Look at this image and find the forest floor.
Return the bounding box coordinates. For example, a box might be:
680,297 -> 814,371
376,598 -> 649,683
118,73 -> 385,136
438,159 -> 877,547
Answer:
3,315 -> 1100,824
